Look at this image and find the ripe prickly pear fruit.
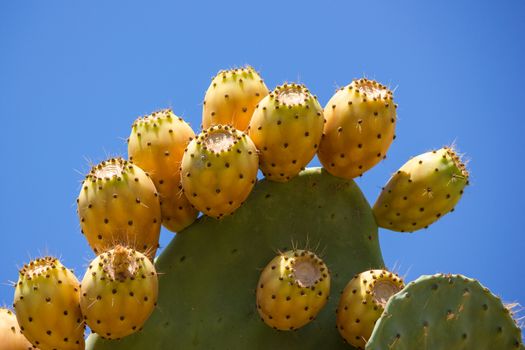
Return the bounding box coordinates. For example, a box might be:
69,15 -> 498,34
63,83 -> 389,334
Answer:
318,78 -> 397,179
248,83 -> 324,182
256,249 -> 331,331
373,146 -> 469,232
87,168 -> 384,349
0,308 -> 37,349
202,66 -> 269,131
367,274 -> 524,350
14,257 -> 84,350
80,245 -> 158,340
128,109 -> 198,233
180,125 -> 259,218
336,269 -> 404,349
77,157 -> 161,258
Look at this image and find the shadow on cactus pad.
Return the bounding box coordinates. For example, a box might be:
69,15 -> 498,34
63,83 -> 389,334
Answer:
87,168 -> 384,350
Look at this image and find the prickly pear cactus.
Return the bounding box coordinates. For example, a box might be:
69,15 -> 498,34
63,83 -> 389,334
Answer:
128,109 -> 198,233
373,147 -> 469,232
87,168 -> 384,349
248,83 -> 324,182
202,66 -> 269,131
256,249 -> 331,331
80,246 -> 158,340
0,308 -> 37,350
77,158 -> 161,258
366,274 -> 524,350
336,269 -> 404,349
318,78 -> 397,179
14,257 -> 84,350
180,125 -> 259,219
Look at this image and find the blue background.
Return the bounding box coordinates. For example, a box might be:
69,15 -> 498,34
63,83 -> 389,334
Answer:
1,0 -> 524,331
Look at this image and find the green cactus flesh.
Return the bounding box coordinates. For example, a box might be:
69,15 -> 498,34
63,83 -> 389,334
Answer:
87,168 -> 384,350
366,274 -> 524,350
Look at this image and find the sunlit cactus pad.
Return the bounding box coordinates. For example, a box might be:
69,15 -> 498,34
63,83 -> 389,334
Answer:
87,168 -> 384,349
367,274 -> 524,350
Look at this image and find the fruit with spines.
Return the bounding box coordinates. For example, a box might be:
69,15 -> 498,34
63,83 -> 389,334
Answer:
248,83 -> 324,182
373,146 -> 469,232
80,245 -> 158,340
367,274 -> 524,350
336,269 -> 404,349
13,257 -> 84,350
77,157 -> 161,258
180,125 -> 259,218
128,108 -> 198,233
0,308 -> 37,349
318,78 -> 397,179
87,168 -> 384,349
202,66 -> 269,131
256,249 -> 331,331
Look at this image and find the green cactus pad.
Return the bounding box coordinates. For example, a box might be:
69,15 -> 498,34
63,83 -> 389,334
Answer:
87,168 -> 383,350
366,274 -> 524,350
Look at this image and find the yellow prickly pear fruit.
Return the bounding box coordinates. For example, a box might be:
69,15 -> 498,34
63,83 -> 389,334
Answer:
336,269 -> 404,349
180,125 -> 259,219
77,157 -> 161,258
0,308 -> 37,349
248,83 -> 324,182
373,146 -> 469,232
128,109 -> 198,233
318,78 -> 397,179
14,257 -> 84,350
256,250 -> 331,331
202,66 -> 269,131
80,246 -> 158,340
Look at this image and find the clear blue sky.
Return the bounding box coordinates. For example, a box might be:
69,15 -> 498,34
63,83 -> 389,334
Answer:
1,0 -> 524,322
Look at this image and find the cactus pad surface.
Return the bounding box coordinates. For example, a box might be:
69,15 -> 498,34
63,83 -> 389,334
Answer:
87,168 -> 384,350
366,274 -> 524,350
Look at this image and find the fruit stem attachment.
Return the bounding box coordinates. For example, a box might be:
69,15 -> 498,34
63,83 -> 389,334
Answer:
373,280 -> 402,307
110,246 -> 137,281
204,130 -> 235,153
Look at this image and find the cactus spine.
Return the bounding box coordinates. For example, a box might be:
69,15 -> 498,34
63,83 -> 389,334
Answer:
248,83 -> 324,182
0,308 -> 37,350
256,249 -> 331,331
180,125 -> 259,218
373,146 -> 469,232
318,78 -> 397,179
77,157 -> 161,258
202,66 -> 269,131
14,257 -> 84,350
336,269 -> 404,349
80,246 -> 158,340
128,109 -> 198,233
